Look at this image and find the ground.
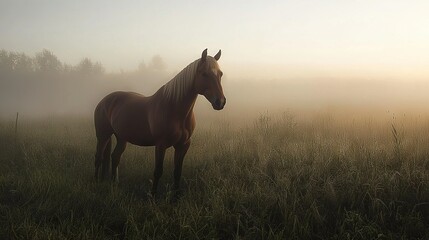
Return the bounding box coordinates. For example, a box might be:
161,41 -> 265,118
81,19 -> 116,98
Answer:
0,111 -> 428,239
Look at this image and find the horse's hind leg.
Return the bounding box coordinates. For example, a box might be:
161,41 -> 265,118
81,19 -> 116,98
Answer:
111,139 -> 127,183
101,137 -> 112,180
95,135 -> 111,180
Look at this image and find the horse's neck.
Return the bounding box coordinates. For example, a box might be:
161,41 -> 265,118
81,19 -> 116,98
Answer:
156,86 -> 198,119
176,91 -> 198,118
154,61 -> 199,119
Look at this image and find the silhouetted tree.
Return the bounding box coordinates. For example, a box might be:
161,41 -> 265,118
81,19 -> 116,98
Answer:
0,50 -> 15,73
137,60 -> 147,73
63,63 -> 74,74
14,53 -> 34,73
34,49 -> 62,73
148,55 -> 166,71
74,57 -> 105,75
0,50 -> 34,78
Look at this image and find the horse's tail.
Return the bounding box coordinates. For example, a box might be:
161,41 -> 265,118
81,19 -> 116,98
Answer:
94,95 -> 114,180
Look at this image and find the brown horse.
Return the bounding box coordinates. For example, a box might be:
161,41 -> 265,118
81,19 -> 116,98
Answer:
94,49 -> 225,197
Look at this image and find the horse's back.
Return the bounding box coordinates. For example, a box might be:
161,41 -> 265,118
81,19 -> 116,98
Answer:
94,91 -> 147,138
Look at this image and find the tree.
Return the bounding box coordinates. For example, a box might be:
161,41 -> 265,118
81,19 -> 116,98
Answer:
14,53 -> 34,73
0,50 -> 14,74
34,49 -> 62,73
0,50 -> 34,76
148,55 -> 166,71
137,60 -> 147,72
74,57 -> 105,75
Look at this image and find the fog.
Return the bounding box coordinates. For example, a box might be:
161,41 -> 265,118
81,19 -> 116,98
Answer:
1,49 -> 428,124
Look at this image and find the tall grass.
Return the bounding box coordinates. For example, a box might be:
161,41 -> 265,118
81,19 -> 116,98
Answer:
0,112 -> 428,239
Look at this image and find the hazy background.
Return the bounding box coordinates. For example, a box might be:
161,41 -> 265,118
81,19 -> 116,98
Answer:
1,0 -> 429,122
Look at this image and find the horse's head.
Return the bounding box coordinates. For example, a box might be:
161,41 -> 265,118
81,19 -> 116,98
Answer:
194,49 -> 226,110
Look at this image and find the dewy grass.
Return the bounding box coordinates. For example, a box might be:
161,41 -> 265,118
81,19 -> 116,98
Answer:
0,111 -> 428,239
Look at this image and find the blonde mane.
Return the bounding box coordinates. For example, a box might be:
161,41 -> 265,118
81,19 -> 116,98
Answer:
163,56 -> 219,103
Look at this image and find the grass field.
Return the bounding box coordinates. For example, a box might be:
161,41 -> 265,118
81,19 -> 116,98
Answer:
0,111 -> 428,239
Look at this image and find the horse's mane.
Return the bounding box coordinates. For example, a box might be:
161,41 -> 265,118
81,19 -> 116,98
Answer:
163,57 -> 218,103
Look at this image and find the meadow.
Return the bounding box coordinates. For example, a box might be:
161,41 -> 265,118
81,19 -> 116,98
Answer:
0,110 -> 428,239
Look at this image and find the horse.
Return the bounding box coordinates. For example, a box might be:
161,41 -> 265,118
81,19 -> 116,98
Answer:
94,49 -> 226,197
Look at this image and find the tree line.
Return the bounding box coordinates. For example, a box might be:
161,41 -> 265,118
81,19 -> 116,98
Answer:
0,49 -> 105,77
0,49 -> 169,116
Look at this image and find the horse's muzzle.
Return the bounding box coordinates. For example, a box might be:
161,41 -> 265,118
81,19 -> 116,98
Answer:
213,97 -> 226,110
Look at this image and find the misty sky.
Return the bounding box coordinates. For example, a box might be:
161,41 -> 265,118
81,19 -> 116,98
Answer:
1,0 -> 429,81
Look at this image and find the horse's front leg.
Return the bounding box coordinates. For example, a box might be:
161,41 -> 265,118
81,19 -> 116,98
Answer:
173,140 -> 191,198
151,145 -> 166,197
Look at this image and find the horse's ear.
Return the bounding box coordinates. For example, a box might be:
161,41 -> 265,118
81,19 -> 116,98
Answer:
214,50 -> 221,61
201,49 -> 208,62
